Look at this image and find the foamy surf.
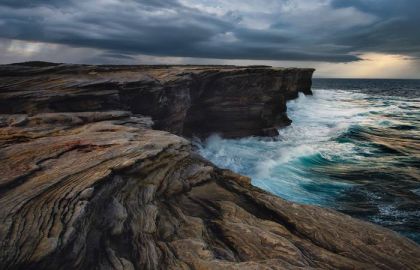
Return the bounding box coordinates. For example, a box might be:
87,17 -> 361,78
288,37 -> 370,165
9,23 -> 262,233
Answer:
196,80 -> 420,243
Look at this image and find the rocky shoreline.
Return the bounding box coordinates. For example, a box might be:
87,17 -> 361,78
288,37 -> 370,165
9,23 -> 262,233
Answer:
1,63 -> 419,269
0,63 -> 313,137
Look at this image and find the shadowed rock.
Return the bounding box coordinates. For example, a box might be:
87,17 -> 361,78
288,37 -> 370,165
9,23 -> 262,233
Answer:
0,63 -> 314,138
0,112 -> 419,270
0,64 -> 419,270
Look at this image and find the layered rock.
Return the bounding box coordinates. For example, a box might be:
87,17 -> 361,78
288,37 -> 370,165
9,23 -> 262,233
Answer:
0,63 -> 314,137
1,112 -> 419,270
1,63 -> 419,270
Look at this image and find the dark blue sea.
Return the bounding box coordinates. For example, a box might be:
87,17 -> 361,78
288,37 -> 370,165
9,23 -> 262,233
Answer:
197,79 -> 420,243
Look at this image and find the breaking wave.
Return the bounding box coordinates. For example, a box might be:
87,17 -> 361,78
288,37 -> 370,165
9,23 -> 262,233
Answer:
196,80 -> 420,243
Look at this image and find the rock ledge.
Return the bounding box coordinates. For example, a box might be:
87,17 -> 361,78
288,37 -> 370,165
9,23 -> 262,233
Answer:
0,64 -> 419,270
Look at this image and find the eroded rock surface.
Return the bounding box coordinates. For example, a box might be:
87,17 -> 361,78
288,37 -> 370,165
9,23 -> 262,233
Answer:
0,63 -> 314,137
1,64 -> 419,270
0,112 -> 419,270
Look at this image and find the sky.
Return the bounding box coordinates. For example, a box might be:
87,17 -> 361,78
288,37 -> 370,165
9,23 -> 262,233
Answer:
0,0 -> 419,78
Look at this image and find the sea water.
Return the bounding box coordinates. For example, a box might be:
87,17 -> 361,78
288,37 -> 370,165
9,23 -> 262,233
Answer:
196,79 -> 420,243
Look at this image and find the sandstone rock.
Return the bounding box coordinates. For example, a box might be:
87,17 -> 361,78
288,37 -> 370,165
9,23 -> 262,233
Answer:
0,64 -> 314,138
0,112 -> 419,270
0,64 -> 419,270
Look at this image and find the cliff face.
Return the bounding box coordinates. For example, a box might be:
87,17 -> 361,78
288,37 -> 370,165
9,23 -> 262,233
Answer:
0,64 -> 314,137
0,63 -> 419,270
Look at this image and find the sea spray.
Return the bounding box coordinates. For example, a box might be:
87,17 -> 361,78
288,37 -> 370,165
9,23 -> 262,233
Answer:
197,80 -> 420,243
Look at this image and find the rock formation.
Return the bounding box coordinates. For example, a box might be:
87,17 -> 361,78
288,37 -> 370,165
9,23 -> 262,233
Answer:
0,63 -> 314,137
0,63 -> 419,270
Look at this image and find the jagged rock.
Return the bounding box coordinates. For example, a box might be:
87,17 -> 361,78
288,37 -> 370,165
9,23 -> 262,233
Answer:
0,64 -> 314,138
0,112 -> 419,270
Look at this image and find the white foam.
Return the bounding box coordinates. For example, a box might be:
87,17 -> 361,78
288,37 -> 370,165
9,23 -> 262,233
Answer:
197,89 -> 419,206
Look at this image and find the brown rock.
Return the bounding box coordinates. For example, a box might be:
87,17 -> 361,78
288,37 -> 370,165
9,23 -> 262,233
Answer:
1,64 -> 418,269
0,64 -> 314,138
0,112 -> 419,270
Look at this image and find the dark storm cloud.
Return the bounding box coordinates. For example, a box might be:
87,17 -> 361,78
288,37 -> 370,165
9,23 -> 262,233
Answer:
331,0 -> 420,58
0,0 -> 68,8
0,0 -> 179,8
0,0 -> 419,63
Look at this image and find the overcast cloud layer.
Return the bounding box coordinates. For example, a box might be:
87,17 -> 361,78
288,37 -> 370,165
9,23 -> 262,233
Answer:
0,0 -> 419,74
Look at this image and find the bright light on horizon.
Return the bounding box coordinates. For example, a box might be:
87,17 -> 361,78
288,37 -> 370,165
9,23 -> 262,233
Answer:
313,53 -> 419,79
1,39 -> 420,79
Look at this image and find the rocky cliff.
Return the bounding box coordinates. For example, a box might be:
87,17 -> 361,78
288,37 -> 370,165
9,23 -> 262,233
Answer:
0,63 -> 314,137
0,63 -> 419,270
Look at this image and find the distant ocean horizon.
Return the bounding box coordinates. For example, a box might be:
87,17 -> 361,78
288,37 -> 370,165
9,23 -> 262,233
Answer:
197,78 -> 420,243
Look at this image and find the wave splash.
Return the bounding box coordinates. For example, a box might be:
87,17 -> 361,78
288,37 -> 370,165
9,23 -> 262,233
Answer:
196,87 -> 420,243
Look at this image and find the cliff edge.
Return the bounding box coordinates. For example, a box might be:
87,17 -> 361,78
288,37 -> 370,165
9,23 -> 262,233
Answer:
0,64 -> 314,137
0,63 -> 419,270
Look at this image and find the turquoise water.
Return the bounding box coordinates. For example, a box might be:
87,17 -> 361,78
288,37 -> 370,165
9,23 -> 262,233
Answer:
196,80 -> 420,243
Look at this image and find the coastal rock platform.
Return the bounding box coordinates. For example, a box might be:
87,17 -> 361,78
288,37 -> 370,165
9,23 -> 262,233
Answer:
0,63 -> 419,269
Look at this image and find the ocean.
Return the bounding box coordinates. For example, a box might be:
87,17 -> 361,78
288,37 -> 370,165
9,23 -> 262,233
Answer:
196,79 -> 420,243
